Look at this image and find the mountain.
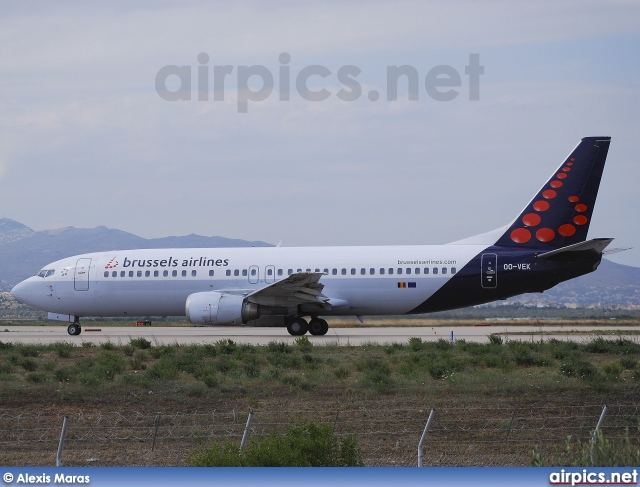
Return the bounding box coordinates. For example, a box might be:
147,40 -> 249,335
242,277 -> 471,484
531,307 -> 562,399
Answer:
516,258 -> 640,309
0,219 -> 271,290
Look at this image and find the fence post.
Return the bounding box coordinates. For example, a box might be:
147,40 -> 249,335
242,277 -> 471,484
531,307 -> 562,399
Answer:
418,409 -> 436,467
590,405 -> 608,465
332,411 -> 340,435
151,414 -> 160,452
240,411 -> 254,452
505,409 -> 516,442
56,416 -> 69,467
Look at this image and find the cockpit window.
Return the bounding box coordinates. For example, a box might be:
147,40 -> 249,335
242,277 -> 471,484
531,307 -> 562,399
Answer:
37,269 -> 55,278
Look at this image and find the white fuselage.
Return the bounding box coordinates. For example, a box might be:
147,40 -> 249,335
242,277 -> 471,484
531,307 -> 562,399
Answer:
12,244 -> 487,318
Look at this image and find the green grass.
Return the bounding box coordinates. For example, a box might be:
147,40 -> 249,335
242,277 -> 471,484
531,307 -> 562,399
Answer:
0,336 -> 637,397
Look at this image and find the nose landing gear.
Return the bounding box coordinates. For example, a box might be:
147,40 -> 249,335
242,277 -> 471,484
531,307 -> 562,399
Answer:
67,322 -> 82,336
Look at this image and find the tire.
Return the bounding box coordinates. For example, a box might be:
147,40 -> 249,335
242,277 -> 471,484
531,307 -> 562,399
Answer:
286,318 -> 308,336
309,318 -> 329,336
67,323 -> 81,336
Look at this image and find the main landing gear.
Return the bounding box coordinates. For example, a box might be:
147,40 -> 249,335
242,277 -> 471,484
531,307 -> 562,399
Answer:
286,317 -> 329,336
67,322 -> 82,336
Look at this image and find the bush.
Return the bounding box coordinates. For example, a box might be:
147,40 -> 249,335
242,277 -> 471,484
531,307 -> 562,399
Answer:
130,338 -> 152,349
217,339 -> 237,355
620,358 -> 637,370
26,372 -> 49,383
188,421 -> 363,466
560,357 -> 598,379
268,341 -> 292,354
54,342 -> 74,358
532,429 -> 640,466
488,334 -> 503,345
20,358 -> 38,371
408,337 -> 424,352
294,336 -> 313,352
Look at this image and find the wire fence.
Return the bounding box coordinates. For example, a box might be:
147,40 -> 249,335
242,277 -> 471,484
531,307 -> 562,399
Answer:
1,403 -> 638,466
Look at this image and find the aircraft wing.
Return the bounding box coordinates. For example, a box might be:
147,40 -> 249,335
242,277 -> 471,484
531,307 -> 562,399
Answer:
245,272 -> 331,307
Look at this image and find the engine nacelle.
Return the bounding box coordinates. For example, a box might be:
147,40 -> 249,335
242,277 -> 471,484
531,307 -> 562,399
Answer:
185,292 -> 258,325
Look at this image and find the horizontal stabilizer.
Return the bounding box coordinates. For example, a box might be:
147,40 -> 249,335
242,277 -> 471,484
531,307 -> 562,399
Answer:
602,247 -> 632,256
536,238 -> 613,260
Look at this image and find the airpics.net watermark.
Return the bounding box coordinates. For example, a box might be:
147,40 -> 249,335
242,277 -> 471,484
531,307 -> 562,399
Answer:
155,52 -> 484,113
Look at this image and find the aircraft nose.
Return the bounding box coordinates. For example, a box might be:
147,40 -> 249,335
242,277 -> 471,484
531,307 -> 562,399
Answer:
11,280 -> 30,304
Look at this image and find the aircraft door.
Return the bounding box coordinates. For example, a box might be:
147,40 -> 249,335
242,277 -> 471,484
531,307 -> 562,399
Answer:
248,265 -> 259,284
74,258 -> 91,291
265,265 -> 275,283
481,253 -> 497,289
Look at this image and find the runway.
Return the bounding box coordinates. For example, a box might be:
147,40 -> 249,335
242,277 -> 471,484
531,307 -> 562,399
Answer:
1,324 -> 638,346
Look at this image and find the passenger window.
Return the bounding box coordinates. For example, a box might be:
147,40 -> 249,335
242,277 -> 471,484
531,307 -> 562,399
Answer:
278,269 -> 283,276
332,269 -> 337,275
351,268 -> 356,275
406,268 -> 411,275
182,270 -> 187,277
370,268 -> 375,275
145,271 -> 150,277
288,269 -> 293,275
424,267 -> 429,275
226,270 -> 231,276
164,270 -> 169,277
324,268 -> 329,274
360,268 -> 366,275
234,269 -> 239,276
129,271 -> 134,277
433,268 -> 438,275
121,271 -> 126,277
137,271 -> 142,277
415,268 -> 420,275
104,271 -> 109,278
341,268 -> 346,275
267,268 -> 273,276
388,268 -> 394,275
315,268 -> 320,273
192,270 -> 197,277
154,270 -> 159,277
380,268 -> 385,275
397,268 -> 403,275
242,269 -> 247,276
442,268 -> 447,275
297,268 -> 302,273
209,270 -> 214,277
251,269 -> 257,276
452,267 -> 457,274
172,270 -> 177,277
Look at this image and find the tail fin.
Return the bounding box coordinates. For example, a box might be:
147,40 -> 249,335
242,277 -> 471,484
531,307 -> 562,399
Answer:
494,136 -> 611,249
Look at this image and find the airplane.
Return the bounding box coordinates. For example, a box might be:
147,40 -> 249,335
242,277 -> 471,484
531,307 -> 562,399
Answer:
11,136 -> 614,337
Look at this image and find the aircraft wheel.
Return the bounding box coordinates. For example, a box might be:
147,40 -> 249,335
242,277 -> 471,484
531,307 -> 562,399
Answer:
286,317 -> 308,336
67,323 -> 81,336
309,318 -> 329,336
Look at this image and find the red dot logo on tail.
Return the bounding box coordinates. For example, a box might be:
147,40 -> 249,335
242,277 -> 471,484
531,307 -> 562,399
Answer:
533,200 -> 550,212
558,224 -> 576,236
522,213 -> 541,227
536,228 -> 555,242
510,228 -> 531,243
573,215 -> 588,225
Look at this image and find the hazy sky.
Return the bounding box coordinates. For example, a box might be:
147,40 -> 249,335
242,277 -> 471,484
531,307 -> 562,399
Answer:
1,1 -> 639,266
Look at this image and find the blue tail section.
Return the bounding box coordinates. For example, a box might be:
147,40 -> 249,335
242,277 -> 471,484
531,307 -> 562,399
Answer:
494,136 -> 611,249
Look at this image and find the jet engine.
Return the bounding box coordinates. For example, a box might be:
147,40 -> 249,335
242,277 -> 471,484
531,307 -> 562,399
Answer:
185,292 -> 258,325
